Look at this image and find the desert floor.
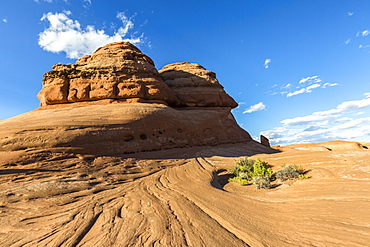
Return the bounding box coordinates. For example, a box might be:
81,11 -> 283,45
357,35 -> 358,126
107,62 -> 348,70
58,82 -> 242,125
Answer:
0,141 -> 369,246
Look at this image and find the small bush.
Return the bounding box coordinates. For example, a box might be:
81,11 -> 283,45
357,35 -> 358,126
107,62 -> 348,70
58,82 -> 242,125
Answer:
228,177 -> 249,186
298,174 -> 309,180
250,158 -> 273,179
229,157 -> 273,189
252,176 -> 271,189
275,165 -> 307,181
229,157 -> 255,180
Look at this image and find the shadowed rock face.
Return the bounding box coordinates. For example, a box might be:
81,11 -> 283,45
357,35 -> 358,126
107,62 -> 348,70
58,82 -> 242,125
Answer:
159,62 -> 238,108
37,42 -> 180,106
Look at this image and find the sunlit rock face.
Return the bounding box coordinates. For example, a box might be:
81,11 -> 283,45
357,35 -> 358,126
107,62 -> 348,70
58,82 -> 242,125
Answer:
159,62 -> 238,108
1,42 -> 254,155
37,42 -> 180,106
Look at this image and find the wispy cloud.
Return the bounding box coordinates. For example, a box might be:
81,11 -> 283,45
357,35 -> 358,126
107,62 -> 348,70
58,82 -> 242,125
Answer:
83,0 -> 92,8
264,58 -> 271,68
2,18 -> 7,23
286,83 -> 321,97
271,75 -> 338,97
357,30 -> 370,37
262,93 -> 370,145
243,102 -> 266,114
38,11 -> 143,59
282,96 -> 370,126
348,12 -> 354,16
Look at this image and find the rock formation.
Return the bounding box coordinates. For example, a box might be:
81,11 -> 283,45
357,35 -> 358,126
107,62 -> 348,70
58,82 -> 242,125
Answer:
159,62 -> 238,107
37,42 -> 179,106
260,135 -> 271,147
1,42 -> 255,155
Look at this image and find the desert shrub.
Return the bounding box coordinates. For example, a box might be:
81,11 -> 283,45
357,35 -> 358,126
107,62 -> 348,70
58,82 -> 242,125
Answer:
298,174 -> 309,180
229,158 -> 273,189
229,157 -> 255,180
228,176 -> 249,186
249,158 -> 273,179
252,176 -> 271,189
275,165 -> 307,181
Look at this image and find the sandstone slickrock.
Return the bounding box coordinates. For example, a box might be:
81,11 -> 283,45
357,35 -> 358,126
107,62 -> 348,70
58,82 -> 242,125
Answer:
1,42 -> 253,155
1,42 -> 370,247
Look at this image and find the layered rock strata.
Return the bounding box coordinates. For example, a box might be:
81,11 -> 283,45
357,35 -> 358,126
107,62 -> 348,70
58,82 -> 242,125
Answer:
159,62 -> 238,107
37,42 -> 179,106
1,42 -> 254,155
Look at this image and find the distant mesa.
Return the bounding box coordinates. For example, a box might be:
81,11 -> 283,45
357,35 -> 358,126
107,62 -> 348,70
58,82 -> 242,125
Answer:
1,42 -> 267,155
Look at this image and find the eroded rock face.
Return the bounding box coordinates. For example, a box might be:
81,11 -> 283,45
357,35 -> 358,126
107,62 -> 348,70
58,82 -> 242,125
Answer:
13,42 -> 255,155
159,62 -> 238,108
0,103 -> 252,155
37,42 -> 180,106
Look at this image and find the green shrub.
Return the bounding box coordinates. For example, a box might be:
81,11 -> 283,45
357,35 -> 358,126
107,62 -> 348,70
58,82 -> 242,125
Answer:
229,157 -> 273,189
228,176 -> 249,186
229,157 -> 255,180
250,158 -> 273,179
298,174 -> 309,180
229,158 -> 310,189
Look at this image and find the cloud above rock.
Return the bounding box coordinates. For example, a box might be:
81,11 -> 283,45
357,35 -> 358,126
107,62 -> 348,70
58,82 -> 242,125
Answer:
261,93 -> 370,145
270,75 -> 338,97
243,102 -> 266,114
38,11 -> 142,59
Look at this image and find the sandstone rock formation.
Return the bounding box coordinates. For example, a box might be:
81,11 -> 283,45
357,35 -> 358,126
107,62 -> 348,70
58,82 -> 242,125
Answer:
159,62 -> 238,107
1,42 -> 253,155
1,42 -> 369,247
37,42 -> 180,106
260,135 -> 271,147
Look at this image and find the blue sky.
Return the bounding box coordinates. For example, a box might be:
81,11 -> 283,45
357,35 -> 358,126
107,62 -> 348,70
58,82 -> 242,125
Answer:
1,0 -> 370,145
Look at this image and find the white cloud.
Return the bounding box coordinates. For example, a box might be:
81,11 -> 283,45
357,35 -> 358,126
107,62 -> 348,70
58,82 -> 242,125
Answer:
264,59 -> 271,69
348,12 -> 354,16
345,38 -> 351,44
243,102 -> 266,114
359,44 -> 370,49
2,18 -> 7,23
362,30 -> 370,37
262,115 -> 370,146
38,11 -> 143,59
322,82 -> 338,88
276,75 -> 338,98
287,83 -> 321,97
281,97 -> 370,127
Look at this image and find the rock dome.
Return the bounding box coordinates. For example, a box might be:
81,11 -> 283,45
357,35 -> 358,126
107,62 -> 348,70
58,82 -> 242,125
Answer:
159,62 -> 238,108
37,42 -> 179,106
1,42 -> 253,155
